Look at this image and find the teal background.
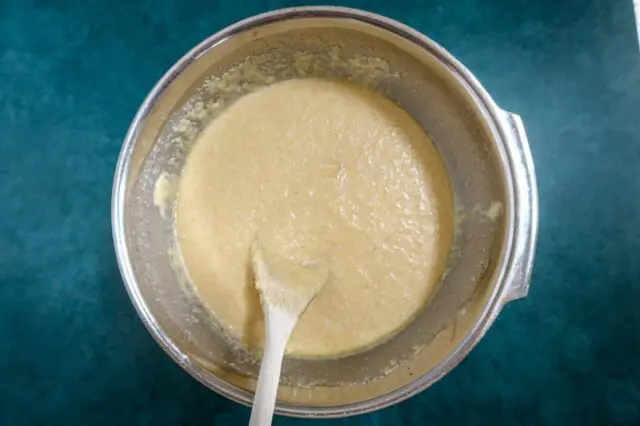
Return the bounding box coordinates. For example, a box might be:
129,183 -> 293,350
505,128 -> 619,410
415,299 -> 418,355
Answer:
1,0 -> 639,424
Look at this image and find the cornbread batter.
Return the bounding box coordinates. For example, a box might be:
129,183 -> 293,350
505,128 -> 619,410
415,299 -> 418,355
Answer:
176,78 -> 453,358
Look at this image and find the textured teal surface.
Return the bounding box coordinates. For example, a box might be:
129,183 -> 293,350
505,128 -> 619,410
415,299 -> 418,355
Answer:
1,0 -> 639,424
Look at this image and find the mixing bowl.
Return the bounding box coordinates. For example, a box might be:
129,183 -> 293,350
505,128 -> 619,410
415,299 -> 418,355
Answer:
112,6 -> 538,418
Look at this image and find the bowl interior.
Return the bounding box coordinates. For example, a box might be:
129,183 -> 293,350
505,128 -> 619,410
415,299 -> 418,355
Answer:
117,12 -> 508,410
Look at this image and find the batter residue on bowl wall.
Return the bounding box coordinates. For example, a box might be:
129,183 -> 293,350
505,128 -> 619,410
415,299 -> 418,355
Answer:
175,77 -> 454,359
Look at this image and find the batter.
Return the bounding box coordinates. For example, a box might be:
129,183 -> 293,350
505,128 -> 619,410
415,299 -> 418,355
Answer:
176,78 -> 453,358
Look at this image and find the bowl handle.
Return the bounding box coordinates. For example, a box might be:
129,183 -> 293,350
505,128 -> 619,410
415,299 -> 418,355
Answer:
499,110 -> 539,304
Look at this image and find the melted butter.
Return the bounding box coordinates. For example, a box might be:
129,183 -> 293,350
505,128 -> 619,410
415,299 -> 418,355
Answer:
176,78 -> 453,358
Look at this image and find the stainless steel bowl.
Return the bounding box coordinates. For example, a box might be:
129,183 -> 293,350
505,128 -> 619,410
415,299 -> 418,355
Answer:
112,6 -> 538,418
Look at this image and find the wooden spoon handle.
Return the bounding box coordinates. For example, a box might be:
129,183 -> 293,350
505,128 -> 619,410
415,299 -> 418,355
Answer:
249,309 -> 295,426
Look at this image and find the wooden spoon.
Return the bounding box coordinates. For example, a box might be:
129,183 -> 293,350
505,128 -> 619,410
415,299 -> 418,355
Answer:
248,243 -> 329,426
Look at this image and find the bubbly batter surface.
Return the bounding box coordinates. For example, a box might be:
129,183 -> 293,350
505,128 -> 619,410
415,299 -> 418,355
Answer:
176,78 -> 453,358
